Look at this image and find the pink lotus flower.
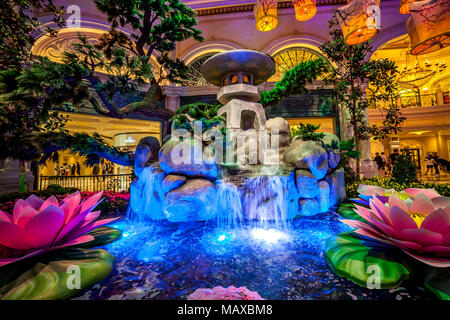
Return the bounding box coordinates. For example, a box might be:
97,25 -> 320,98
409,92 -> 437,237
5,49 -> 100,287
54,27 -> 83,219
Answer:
188,286 -> 265,300
353,184 -> 441,206
0,191 -> 118,267
342,192 -> 450,267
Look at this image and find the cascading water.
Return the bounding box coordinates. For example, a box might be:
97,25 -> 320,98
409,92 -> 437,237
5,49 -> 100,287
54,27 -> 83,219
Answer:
215,180 -> 244,228
240,175 -> 289,230
127,165 -> 165,223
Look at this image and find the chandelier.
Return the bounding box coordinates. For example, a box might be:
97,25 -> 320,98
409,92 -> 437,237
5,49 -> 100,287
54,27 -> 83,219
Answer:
397,52 -> 447,89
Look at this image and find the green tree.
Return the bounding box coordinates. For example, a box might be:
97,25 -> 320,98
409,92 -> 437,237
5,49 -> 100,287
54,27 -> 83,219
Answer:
0,0 -> 65,69
319,16 -> 405,176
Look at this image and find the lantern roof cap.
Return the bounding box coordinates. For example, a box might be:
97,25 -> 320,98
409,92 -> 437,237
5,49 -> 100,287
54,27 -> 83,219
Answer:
201,50 -> 275,87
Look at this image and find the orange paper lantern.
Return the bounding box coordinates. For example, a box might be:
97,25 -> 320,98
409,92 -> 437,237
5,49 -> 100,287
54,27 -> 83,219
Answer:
254,0 -> 279,32
336,0 -> 381,45
407,0 -> 450,55
293,0 -> 317,22
399,0 -> 414,14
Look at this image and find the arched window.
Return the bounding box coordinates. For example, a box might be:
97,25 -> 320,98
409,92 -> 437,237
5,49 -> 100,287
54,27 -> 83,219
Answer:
181,52 -> 220,87
268,47 -> 326,82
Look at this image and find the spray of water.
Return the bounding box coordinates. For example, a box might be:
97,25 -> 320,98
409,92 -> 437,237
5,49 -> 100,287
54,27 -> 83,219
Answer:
215,180 -> 244,228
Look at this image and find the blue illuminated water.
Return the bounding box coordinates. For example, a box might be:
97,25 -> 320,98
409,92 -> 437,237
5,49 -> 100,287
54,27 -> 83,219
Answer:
74,212 -> 433,300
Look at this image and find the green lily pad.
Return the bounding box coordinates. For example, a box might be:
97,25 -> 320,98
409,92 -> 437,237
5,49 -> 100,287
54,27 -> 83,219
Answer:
423,266 -> 450,300
80,226 -> 122,249
326,232 -> 411,289
337,203 -> 365,222
0,248 -> 114,300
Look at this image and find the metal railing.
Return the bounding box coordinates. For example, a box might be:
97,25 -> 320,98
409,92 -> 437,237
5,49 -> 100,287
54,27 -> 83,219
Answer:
368,93 -> 438,109
39,174 -> 134,192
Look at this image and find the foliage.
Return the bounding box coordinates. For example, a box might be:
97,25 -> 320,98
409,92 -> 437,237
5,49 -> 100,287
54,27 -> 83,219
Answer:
260,59 -> 328,107
170,102 -> 225,133
0,0 -> 65,69
345,176 -> 450,198
392,152 -> 419,185
290,123 -> 324,141
319,16 -> 405,175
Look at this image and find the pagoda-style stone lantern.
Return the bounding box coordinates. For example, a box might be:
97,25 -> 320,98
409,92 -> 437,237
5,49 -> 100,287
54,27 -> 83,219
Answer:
201,50 -> 275,133
201,50 -> 276,165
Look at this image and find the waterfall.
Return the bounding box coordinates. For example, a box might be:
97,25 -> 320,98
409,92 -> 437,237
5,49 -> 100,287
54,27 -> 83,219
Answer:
127,165 -> 165,223
215,180 -> 244,228
241,175 -> 289,230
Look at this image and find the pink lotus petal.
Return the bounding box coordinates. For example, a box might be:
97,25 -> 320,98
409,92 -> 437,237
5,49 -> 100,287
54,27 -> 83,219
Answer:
370,197 -> 392,226
0,249 -> 46,267
388,194 -> 409,214
353,204 -> 383,223
389,206 -> 418,231
403,250 -> 450,267
387,237 -> 423,251
24,194 -> 45,210
421,209 -> 450,235
366,216 -> 401,239
23,205 -> 65,248
401,228 -> 443,247
39,195 -> 59,212
443,233 -> 450,246
410,194 -> 436,216
54,207 -> 97,244
15,205 -> 38,229
52,235 -> 95,250
60,191 -> 81,224
79,191 -> 103,216
0,210 -> 12,223
80,210 -> 101,228
0,221 -> 29,250
13,199 -> 31,224
340,219 -> 386,239
404,188 -> 440,199
64,217 -> 119,242
421,245 -> 450,256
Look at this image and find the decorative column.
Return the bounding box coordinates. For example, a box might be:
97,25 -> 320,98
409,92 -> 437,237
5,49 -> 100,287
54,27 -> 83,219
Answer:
162,85 -> 184,113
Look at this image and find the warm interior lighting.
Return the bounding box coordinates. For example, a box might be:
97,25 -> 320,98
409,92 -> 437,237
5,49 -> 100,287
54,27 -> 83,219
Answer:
409,131 -> 430,135
399,0 -> 414,14
407,0 -> 450,55
254,0 -> 279,32
336,0 -> 380,45
292,0 -> 317,22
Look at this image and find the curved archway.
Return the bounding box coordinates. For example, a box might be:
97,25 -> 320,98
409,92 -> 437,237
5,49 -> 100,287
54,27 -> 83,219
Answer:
262,35 -> 326,57
180,41 -> 243,65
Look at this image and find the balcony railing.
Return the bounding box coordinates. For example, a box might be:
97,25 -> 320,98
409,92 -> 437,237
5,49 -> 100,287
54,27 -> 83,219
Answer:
368,93 -> 438,109
39,174 -> 134,192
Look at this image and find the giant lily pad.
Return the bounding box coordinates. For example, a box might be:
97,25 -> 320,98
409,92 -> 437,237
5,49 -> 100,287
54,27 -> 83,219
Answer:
337,203 -> 365,221
0,226 -> 121,300
326,232 -> 411,289
423,266 -> 450,300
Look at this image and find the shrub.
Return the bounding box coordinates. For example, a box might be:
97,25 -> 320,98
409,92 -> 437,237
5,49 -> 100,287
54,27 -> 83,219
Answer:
392,153 -> 418,184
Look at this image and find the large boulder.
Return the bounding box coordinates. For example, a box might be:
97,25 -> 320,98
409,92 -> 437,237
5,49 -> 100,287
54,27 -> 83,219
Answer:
159,138 -> 218,179
162,174 -> 187,194
283,140 -> 328,179
295,169 -> 319,198
325,168 -> 346,205
321,133 -> 341,169
265,117 -> 291,147
163,179 -> 217,222
317,180 -> 331,213
299,198 -> 320,216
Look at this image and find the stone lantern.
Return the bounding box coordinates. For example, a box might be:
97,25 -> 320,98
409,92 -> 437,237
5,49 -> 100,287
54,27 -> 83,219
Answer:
201,50 -> 275,134
201,50 -> 276,165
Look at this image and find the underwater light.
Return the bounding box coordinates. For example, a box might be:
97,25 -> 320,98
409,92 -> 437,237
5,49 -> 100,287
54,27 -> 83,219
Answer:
218,234 -> 226,241
250,228 -> 290,244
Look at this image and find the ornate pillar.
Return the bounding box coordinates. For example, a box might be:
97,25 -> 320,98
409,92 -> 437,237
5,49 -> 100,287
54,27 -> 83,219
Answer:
162,85 -> 185,113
